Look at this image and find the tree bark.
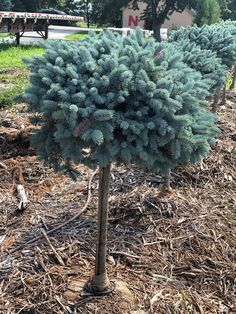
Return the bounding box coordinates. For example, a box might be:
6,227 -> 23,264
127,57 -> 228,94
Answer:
212,87 -> 221,113
162,169 -> 171,191
230,66 -> 236,90
86,0 -> 90,28
91,163 -> 111,293
220,86 -> 226,105
150,0 -> 162,42
153,22 -> 162,42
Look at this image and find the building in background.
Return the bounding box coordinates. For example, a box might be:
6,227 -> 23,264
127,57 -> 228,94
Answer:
121,2 -> 194,31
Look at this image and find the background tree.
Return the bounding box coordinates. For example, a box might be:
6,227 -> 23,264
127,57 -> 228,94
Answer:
194,0 -> 220,26
227,0 -> 236,19
12,0 -> 45,12
62,0 -> 80,14
77,0 -> 92,27
11,0 -> 26,11
76,0 -> 127,28
219,0 -> 231,19
91,0 -> 128,27
11,0 -> 78,12
0,0 -> 12,11
126,0 -> 195,41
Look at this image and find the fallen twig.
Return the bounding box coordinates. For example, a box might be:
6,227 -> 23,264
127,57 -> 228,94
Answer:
41,228 -> 65,266
110,251 -> 140,259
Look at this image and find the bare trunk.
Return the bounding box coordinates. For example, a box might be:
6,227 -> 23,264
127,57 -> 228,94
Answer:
91,163 -> 111,293
212,87 -> 221,113
150,0 -> 161,42
86,0 -> 90,28
162,169 -> 171,191
220,86 -> 226,105
230,66 -> 236,90
153,23 -> 161,42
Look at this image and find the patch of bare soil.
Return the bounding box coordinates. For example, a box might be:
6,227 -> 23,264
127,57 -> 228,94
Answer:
0,95 -> 235,314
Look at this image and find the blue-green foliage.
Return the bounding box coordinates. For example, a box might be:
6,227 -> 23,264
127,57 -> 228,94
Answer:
168,21 -> 236,98
22,29 -> 218,176
163,40 -> 227,95
168,21 -> 236,68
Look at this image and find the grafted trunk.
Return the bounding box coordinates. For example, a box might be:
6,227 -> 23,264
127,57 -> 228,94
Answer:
212,87 -> 221,113
230,66 -> 236,90
220,86 -> 226,105
162,169 -> 171,191
91,163 -> 111,293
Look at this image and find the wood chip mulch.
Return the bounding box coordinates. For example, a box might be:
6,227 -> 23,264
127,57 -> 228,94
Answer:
0,95 -> 235,314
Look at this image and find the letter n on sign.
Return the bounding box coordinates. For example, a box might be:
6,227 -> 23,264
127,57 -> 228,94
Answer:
128,15 -> 139,27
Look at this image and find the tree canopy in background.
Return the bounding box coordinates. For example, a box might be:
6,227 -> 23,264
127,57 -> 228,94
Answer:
11,0 -> 79,13
220,0 -> 236,20
7,0 -> 236,33
0,0 -> 12,11
91,0 -> 128,27
194,0 -> 220,26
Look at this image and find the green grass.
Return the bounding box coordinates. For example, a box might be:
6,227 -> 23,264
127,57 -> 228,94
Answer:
0,33 -> 10,38
0,43 -> 44,69
65,32 -> 88,40
75,21 -> 100,29
0,43 -> 44,108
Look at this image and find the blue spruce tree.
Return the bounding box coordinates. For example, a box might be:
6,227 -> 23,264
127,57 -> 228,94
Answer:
168,21 -> 236,112
22,29 -> 218,293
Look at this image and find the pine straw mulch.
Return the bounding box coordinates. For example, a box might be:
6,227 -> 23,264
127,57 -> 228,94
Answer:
0,94 -> 235,314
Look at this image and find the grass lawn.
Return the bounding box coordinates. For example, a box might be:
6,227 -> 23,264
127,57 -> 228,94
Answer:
75,21 -> 100,29
0,33 -> 10,38
0,44 -> 44,108
65,32 -> 88,40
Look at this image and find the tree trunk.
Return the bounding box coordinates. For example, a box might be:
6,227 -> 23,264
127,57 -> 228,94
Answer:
220,86 -> 226,105
91,163 -> 111,293
86,0 -> 90,28
212,87 -> 221,113
230,66 -> 236,90
15,32 -> 20,46
162,169 -> 171,191
86,11 -> 90,28
150,1 -> 161,42
153,23 -> 162,42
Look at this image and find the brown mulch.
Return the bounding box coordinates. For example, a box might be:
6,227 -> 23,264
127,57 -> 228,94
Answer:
0,95 -> 235,314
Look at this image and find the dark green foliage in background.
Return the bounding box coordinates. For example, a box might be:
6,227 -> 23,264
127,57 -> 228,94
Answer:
0,0 -> 12,11
11,0 -> 79,13
194,0 -> 220,26
220,0 -> 236,20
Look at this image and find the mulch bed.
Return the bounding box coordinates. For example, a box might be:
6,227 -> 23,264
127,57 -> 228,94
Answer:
0,95 -> 235,314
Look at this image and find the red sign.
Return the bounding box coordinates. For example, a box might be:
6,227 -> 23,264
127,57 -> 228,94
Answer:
128,15 -> 139,28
